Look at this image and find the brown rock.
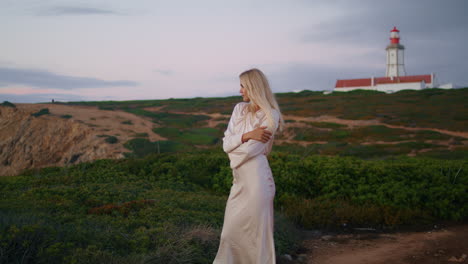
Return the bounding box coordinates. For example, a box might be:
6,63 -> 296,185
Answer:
0,105 -> 127,176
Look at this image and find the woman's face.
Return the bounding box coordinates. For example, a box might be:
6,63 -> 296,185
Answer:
240,84 -> 250,102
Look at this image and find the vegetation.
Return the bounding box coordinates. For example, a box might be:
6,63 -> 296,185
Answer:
133,133 -> 149,138
105,136 -> 119,144
276,88 -> 468,131
0,153 -> 302,264
60,114 -> 73,119
67,88 -> 468,132
31,108 -> 50,117
153,127 -> 220,146
0,152 -> 466,263
1,88 -> 466,262
124,138 -> 189,157
62,88 -> 468,160
121,120 -> 133,125
97,135 -> 119,144
285,125 -> 457,143
1,101 -> 16,108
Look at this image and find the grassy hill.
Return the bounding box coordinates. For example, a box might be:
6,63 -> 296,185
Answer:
65,88 -> 468,160
1,88 -> 467,263
67,88 -> 468,130
1,152 -> 466,263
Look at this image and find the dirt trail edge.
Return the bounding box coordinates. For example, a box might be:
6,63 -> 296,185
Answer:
303,225 -> 468,264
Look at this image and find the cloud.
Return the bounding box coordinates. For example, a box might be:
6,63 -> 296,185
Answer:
300,0 -> 468,45
153,69 -> 174,76
0,67 -> 138,90
38,6 -> 120,16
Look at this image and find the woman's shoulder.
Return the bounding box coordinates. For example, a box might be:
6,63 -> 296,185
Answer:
234,102 -> 248,109
233,102 -> 249,113
256,107 -> 280,122
266,107 -> 280,119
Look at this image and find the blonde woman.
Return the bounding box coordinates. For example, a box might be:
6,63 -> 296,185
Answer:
213,68 -> 284,264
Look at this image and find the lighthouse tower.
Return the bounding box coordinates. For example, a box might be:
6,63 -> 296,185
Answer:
386,26 -> 406,77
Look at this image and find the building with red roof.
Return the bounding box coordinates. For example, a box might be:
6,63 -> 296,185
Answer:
333,27 -> 439,93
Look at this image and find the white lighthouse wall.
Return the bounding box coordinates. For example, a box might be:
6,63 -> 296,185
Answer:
376,82 -> 424,92
428,73 -> 437,88
397,50 -> 406,76
438,83 -> 454,89
386,49 -> 398,77
333,86 -> 376,92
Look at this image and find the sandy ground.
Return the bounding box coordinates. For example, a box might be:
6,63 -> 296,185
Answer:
16,103 -> 166,144
299,225 -> 468,264
144,108 -> 231,128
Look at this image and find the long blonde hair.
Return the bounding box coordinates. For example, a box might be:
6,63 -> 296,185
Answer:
239,68 -> 284,132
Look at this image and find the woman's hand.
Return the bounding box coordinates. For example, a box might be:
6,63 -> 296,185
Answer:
242,126 -> 272,143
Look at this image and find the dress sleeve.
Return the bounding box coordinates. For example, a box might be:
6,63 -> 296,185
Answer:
228,110 -> 279,169
222,103 -> 245,153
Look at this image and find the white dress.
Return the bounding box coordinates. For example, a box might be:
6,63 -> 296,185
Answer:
213,102 -> 279,264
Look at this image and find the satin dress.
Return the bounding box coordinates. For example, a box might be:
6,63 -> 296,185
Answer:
213,102 -> 279,264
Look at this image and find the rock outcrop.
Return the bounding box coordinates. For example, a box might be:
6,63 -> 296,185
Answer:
0,105 -> 124,176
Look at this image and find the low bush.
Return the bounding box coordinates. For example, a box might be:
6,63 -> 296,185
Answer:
133,132 -> 149,138
0,154 -> 301,263
124,138 -> 189,157
153,127 -> 220,145
121,120 -> 133,125
31,108 -> 50,117
1,101 -> 16,108
105,136 -> 118,144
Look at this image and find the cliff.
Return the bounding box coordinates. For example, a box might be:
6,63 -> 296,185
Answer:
0,104 -> 162,176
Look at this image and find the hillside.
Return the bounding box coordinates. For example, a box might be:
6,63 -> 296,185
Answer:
0,103 -> 163,176
1,89 -> 467,263
1,88 -> 467,176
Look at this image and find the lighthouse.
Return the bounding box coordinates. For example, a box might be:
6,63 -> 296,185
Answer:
386,26 -> 406,77
333,26 -> 441,93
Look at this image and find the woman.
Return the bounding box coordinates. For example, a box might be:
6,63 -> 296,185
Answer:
213,68 -> 284,264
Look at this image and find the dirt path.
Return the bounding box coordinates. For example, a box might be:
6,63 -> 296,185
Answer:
155,109 -> 467,151
145,107 -> 468,140
301,225 -> 468,264
283,114 -> 468,139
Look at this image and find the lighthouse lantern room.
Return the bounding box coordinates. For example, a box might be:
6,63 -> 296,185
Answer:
386,26 -> 406,77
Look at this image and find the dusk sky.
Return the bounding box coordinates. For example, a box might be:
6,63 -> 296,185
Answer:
1,0 -> 467,103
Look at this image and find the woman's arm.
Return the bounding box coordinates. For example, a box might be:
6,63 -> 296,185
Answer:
228,111 -> 279,169
222,103 -> 245,153
241,126 -> 272,144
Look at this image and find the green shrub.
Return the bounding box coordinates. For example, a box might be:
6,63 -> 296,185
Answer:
124,109 -> 210,128
98,106 -> 115,110
105,136 -> 118,144
31,108 -> 50,117
60,114 -> 72,119
1,101 -> 16,108
1,150 -> 466,262
153,127 -> 220,145
124,138 -> 189,157
133,132 -> 149,138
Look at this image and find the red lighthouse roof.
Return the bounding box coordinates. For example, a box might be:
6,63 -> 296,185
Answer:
390,26 -> 401,44
335,75 -> 432,88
